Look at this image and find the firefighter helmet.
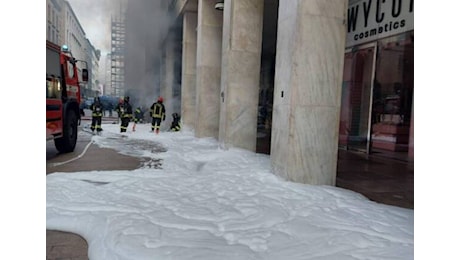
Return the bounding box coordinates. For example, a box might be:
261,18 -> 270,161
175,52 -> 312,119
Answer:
124,96 -> 130,102
158,96 -> 164,103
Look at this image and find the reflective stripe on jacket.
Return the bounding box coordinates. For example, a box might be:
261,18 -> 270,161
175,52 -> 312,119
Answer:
150,103 -> 165,120
91,103 -> 103,117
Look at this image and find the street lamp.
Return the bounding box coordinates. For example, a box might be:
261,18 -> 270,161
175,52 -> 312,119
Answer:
215,0 -> 224,11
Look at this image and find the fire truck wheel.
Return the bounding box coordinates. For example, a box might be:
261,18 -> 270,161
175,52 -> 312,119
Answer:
54,110 -> 78,153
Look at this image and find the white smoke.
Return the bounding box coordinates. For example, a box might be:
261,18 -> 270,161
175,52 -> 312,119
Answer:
124,0 -> 177,110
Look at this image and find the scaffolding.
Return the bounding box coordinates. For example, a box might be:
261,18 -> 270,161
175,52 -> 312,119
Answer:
110,3 -> 126,97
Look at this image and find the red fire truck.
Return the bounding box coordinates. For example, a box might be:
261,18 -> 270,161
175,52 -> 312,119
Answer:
46,40 -> 88,153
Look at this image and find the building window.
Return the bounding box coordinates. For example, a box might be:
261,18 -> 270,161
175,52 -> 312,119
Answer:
46,76 -> 61,99
67,60 -> 75,79
55,13 -> 58,28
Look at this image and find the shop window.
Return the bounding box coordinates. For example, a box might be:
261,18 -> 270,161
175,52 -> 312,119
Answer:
371,31 -> 414,153
374,31 -> 414,126
339,45 -> 375,151
339,31 -> 414,154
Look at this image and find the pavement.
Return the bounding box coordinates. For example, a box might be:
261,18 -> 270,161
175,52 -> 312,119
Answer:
46,118 -> 414,260
46,117 -> 142,260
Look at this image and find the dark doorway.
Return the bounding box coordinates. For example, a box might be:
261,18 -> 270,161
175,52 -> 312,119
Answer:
256,0 -> 278,154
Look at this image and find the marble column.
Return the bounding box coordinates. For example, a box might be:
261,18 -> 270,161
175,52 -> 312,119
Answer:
195,0 -> 223,138
271,0 -> 348,185
181,11 -> 198,130
218,0 -> 264,152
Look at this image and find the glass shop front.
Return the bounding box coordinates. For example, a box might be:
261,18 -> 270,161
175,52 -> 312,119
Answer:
339,0 -> 414,161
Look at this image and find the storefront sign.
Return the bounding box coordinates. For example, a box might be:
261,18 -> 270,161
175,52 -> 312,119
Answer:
346,0 -> 414,47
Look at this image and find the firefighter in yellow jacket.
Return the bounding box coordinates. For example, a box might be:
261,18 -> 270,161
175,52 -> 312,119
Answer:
150,96 -> 165,134
119,96 -> 133,133
90,96 -> 103,134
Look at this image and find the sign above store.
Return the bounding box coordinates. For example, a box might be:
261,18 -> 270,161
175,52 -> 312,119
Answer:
346,0 -> 414,48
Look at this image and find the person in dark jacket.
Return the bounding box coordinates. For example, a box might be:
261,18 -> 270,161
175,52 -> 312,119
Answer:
90,96 -> 103,133
150,96 -> 165,134
170,113 -> 181,132
119,96 -> 133,133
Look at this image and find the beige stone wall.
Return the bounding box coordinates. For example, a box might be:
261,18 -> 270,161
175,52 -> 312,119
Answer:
181,11 -> 198,129
195,0 -> 223,138
170,0 -> 350,186
218,0 -> 264,151
271,0 -> 348,185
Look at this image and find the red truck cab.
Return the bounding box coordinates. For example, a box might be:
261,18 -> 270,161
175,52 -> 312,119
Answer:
46,40 -> 88,153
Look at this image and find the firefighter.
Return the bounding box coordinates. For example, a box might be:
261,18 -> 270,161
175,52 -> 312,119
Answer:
170,113 -> 181,132
90,96 -> 103,133
150,96 -> 165,134
115,98 -> 123,124
132,106 -> 143,132
119,96 -> 133,133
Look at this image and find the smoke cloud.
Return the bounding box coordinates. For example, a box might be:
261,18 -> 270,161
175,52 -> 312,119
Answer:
124,0 -> 178,111
69,0 -> 181,116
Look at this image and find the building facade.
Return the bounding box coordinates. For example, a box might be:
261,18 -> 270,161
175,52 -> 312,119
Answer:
116,0 -> 415,186
142,0 -> 348,186
86,39 -> 101,96
111,8 -> 126,98
46,0 -> 63,45
104,53 -> 114,96
46,0 -> 101,98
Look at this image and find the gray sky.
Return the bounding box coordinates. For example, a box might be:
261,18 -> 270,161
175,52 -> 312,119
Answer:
67,0 -> 125,55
